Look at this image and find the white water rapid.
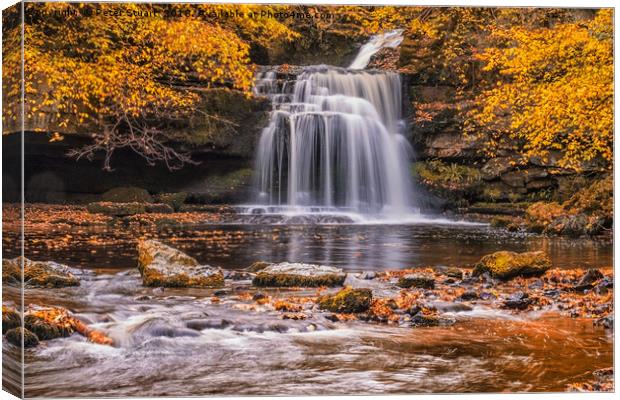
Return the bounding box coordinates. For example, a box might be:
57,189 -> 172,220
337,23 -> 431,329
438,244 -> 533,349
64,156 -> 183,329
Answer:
247,30 -> 418,220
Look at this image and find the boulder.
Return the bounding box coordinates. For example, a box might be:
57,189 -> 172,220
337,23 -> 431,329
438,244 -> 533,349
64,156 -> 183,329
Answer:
87,201 -> 146,216
3,257 -> 81,288
397,274 -> 435,289
2,306 -> 20,333
5,327 -> 39,348
24,314 -> 67,340
252,262 -> 346,287
137,240 -> 224,288
101,186 -> 153,203
154,192 -> 187,211
318,287 -> 372,313
473,251 -> 551,280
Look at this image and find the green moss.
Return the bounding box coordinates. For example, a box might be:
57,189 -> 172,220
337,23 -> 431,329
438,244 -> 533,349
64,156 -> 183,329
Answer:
252,272 -> 345,288
318,287 -> 373,313
473,251 -> 551,280
5,327 -> 39,348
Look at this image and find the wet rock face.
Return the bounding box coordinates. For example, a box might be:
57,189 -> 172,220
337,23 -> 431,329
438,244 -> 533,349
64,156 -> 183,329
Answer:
318,287 -> 373,313
397,274 -> 435,289
252,262 -> 346,287
137,240 -> 224,288
154,192 -> 187,211
3,257 -> 81,288
473,251 -> 551,280
5,327 -> 39,348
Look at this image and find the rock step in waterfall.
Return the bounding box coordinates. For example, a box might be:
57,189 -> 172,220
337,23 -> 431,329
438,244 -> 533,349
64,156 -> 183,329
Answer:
245,30 -> 416,217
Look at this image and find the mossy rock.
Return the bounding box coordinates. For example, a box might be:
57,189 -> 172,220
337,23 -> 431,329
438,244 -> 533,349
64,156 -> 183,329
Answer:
5,327 -> 39,348
397,274 -> 435,289
3,257 -> 81,288
318,287 -> 372,313
252,262 -> 346,287
137,240 -> 224,288
101,186 -> 153,203
87,202 -> 146,216
155,192 -> 187,211
473,251 -> 551,280
2,306 -> 20,333
24,314 -> 67,340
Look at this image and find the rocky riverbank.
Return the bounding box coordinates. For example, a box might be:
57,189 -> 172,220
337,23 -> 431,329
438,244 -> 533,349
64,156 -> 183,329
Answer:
3,239 -> 613,392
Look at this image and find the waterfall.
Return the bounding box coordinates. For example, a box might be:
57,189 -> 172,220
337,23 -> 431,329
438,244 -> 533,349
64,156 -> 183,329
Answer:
349,29 -> 404,70
250,31 -> 415,217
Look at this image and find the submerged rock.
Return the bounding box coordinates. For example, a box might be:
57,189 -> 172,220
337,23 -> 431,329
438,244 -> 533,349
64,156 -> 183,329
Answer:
5,327 -> 39,348
2,306 -> 20,333
397,274 -> 435,289
318,287 -> 372,313
87,201 -> 146,216
137,240 -> 224,288
3,257 -> 81,288
253,262 -> 346,287
473,251 -> 551,280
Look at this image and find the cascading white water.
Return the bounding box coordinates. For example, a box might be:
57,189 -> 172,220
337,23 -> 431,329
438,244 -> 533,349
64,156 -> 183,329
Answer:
250,30 -> 415,217
349,29 -> 404,70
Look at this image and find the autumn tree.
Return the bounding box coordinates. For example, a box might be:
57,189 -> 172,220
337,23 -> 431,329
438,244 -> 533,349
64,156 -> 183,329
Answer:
472,9 -> 613,170
3,2 -> 295,170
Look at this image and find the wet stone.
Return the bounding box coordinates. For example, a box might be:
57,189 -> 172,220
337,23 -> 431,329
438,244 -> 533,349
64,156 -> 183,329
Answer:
2,306 -> 21,334
359,271 -> 376,280
5,327 -> 39,348
574,269 -> 605,292
473,251 -> 551,280
318,287 -> 372,313
397,274 -> 435,289
458,291 -> 479,301
137,240 -> 224,288
253,262 -> 346,287
3,257 -> 82,288
503,291 -> 532,310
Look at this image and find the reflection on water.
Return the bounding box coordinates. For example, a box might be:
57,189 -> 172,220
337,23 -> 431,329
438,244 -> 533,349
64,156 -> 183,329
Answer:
1,273 -> 612,397
7,222 -> 613,271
